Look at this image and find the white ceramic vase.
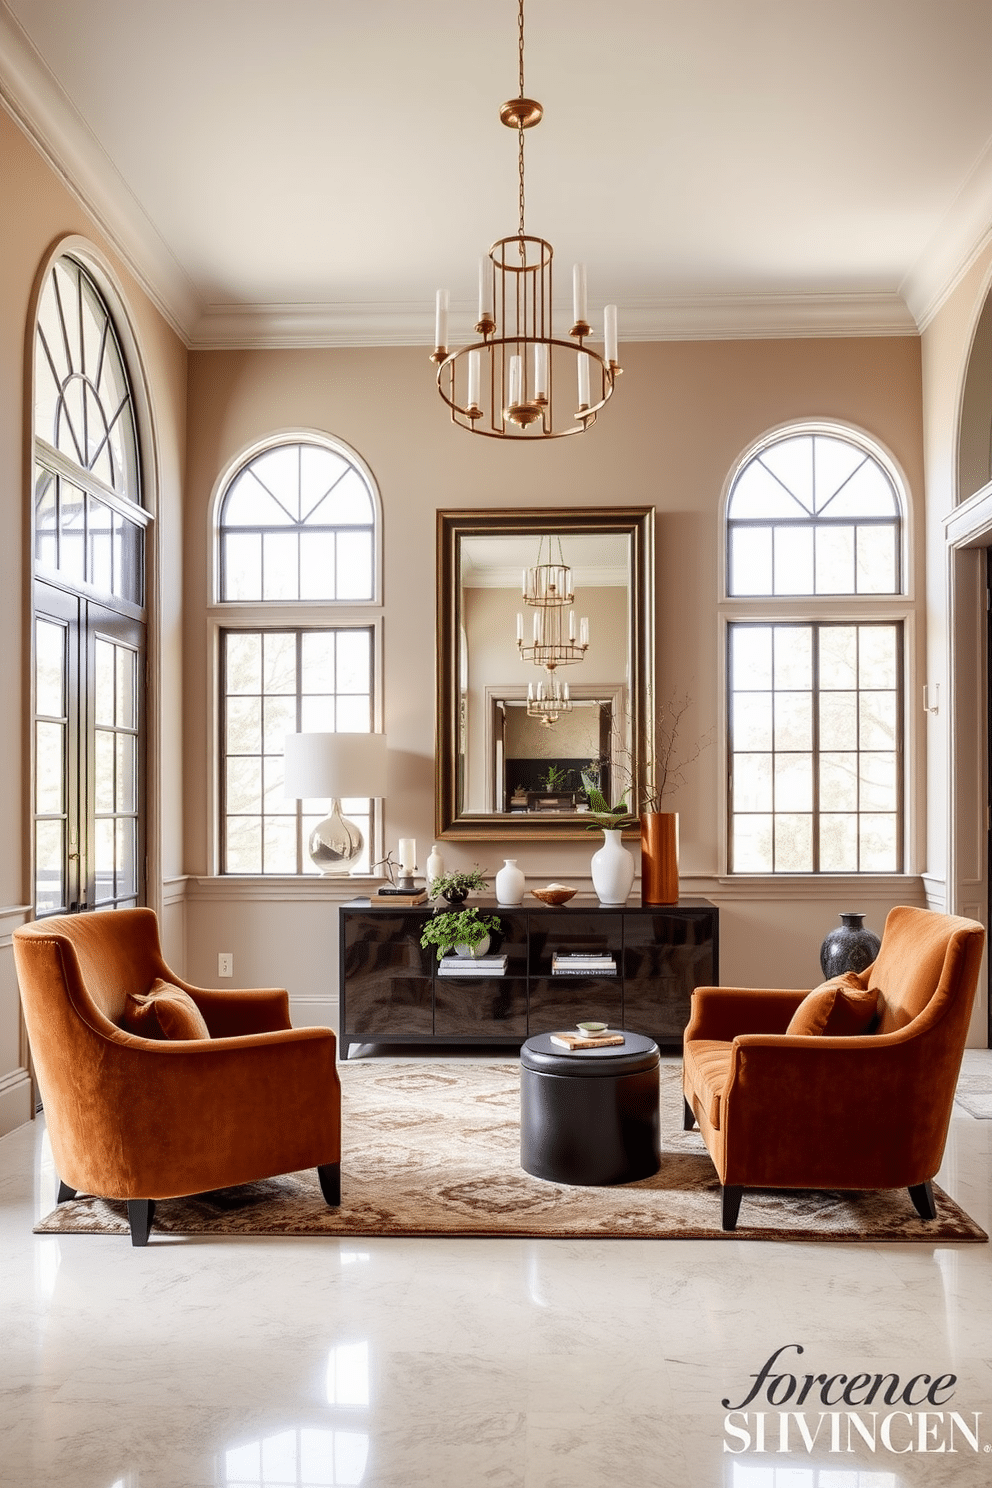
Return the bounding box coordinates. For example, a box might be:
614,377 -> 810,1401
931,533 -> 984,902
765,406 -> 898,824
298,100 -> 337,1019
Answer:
590,828 -> 635,906
495,858 -> 525,905
425,844 -> 445,891
455,935 -> 491,959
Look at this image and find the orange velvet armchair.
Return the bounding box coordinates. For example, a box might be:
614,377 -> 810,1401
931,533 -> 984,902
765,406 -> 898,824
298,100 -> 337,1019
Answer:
682,906 -> 985,1230
13,908 -> 341,1245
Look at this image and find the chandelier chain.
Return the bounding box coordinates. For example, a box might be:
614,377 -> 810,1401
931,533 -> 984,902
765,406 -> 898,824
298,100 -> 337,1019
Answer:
517,0 -> 526,239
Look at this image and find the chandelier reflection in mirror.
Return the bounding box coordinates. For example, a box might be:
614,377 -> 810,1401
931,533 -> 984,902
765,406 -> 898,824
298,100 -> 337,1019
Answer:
527,672 -> 572,727
431,0 -> 620,439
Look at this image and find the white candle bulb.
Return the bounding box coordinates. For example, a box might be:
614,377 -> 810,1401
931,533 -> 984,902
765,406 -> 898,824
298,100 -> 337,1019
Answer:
516,612 -> 524,642
478,257 -> 490,323
467,349 -> 481,409
573,263 -> 588,324
534,342 -> 548,400
533,611 -> 540,641
508,353 -> 523,406
563,682 -> 570,700
604,303 -> 618,364
435,289 -> 449,351
568,609 -> 576,640
580,617 -> 589,646
577,351 -> 590,408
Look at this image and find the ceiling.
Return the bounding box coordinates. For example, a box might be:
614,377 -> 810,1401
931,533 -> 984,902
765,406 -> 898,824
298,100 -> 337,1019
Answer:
4,0 -> 992,348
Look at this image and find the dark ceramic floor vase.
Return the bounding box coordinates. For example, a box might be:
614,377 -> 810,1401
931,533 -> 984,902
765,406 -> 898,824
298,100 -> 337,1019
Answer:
819,912 -> 881,978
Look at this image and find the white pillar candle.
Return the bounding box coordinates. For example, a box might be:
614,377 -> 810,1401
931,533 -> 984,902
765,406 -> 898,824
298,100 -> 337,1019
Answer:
435,289 -> 449,351
398,837 -> 416,872
534,342 -> 548,400
604,303 -> 618,363
572,263 -> 588,324
516,612 -> 524,642
579,617 -> 589,646
467,349 -> 481,408
508,353 -> 523,406
568,609 -> 576,640
478,257 -> 490,323
533,611 -> 540,641
577,350 -> 590,408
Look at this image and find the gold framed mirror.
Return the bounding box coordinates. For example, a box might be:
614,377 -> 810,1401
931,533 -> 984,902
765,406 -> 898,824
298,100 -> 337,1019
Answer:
435,507 -> 655,840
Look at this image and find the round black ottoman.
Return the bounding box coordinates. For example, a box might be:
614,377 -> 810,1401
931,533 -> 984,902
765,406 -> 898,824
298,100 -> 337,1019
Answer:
520,1031 -> 661,1185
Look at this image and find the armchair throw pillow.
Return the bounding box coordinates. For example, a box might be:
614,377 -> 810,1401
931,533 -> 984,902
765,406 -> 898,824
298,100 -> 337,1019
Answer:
122,978 -> 210,1041
786,973 -> 879,1038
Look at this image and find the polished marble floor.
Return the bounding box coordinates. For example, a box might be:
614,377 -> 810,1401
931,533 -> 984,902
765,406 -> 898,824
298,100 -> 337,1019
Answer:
2,1053 -> 992,1488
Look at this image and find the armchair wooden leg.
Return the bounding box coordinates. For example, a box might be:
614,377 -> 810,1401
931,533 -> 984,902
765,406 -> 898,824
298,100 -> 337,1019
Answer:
318,1163 -> 341,1207
909,1180 -> 937,1221
721,1185 -> 743,1231
127,1199 -> 156,1247
56,1178 -> 77,1204
682,1097 -> 695,1131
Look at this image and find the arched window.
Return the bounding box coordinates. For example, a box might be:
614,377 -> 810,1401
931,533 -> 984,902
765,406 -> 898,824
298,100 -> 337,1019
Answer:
725,426 -> 907,875
219,441 -> 375,603
32,253 -> 148,916
214,436 -> 382,875
727,430 -> 901,597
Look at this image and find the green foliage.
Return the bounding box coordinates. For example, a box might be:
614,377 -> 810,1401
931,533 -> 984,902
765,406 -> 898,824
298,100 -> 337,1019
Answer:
420,909 -> 502,961
428,868 -> 489,902
540,762 -> 569,793
586,787 -> 637,832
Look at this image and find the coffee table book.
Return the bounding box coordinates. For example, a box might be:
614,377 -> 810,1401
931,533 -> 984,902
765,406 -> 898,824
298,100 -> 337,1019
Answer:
550,1032 -> 626,1050
436,954 -> 508,977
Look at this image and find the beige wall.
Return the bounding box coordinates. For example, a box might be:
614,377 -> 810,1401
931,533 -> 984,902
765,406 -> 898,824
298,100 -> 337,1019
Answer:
0,106 -> 187,1131
921,240 -> 992,1044
183,336 -> 929,1025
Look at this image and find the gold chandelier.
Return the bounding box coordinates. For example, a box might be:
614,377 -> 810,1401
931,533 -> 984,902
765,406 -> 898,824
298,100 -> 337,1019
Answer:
517,604 -> 589,668
527,672 -> 572,727
521,534 -> 574,606
431,0 -> 620,439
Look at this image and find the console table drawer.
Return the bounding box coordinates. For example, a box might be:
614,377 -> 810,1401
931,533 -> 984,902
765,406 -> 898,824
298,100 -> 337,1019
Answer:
435,977 -> 528,1036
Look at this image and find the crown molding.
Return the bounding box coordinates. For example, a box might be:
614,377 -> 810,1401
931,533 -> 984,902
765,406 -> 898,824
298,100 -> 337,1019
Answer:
0,0 -> 200,341
192,291 -> 918,350
901,130 -> 992,331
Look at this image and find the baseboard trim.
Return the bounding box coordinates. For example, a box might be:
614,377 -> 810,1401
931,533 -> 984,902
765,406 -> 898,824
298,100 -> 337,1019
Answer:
0,1068 -> 33,1135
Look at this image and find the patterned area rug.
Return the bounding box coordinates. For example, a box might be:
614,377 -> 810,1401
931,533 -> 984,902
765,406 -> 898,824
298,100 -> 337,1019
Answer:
34,1061 -> 987,1242
953,1049 -> 992,1118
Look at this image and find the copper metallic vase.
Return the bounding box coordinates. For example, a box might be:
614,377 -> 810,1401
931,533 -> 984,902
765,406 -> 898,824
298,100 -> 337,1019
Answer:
640,812 -> 679,906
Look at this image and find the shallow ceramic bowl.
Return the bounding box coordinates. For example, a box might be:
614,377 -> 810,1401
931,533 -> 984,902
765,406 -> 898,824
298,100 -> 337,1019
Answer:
577,1021 -> 608,1037
531,886 -> 577,906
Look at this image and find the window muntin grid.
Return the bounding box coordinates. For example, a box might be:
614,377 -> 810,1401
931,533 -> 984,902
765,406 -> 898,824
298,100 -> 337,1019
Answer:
727,432 -> 901,597
221,627 -> 374,874
729,622 -> 902,873
34,257 -> 140,502
219,442 -> 375,602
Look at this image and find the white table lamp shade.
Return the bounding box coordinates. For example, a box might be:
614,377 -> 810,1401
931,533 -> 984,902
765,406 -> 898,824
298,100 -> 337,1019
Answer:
282,732 -> 387,874
283,732 -> 387,801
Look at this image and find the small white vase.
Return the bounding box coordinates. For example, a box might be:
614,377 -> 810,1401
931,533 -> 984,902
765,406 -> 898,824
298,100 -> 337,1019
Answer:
590,828 -> 635,906
425,844 -> 445,890
455,935 -> 491,959
495,858 -> 525,905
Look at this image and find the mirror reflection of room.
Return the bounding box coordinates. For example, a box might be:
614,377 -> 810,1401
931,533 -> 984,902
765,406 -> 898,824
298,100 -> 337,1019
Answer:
458,531 -> 630,816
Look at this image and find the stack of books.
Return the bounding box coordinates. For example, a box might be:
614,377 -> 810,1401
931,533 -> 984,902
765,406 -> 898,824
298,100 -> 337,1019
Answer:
551,951 -> 616,976
375,885 -> 427,906
437,954 -> 508,977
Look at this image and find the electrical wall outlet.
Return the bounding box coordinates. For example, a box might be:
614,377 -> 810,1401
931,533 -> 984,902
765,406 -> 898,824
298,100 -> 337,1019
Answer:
218,953 -> 233,979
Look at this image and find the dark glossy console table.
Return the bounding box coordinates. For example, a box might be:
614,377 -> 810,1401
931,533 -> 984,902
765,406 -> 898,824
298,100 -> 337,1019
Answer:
337,897 -> 718,1059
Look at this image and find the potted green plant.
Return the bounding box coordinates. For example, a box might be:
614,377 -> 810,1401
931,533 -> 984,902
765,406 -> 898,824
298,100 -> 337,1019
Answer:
540,762 -> 569,793
420,908 -> 502,961
428,867 -> 489,905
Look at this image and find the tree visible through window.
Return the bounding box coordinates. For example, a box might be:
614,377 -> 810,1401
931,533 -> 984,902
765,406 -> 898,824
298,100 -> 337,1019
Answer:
726,428 -> 905,874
